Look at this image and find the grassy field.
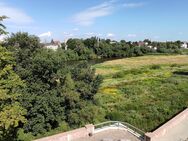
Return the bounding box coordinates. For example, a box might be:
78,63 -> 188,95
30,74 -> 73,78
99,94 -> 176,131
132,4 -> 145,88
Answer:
94,55 -> 188,132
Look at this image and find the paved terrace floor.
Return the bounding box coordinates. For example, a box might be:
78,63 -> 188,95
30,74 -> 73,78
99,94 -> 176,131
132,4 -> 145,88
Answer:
74,129 -> 141,141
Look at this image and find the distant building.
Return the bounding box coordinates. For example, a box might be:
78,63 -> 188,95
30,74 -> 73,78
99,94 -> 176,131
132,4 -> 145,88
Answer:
138,41 -> 146,47
181,42 -> 188,49
110,41 -> 117,44
44,39 -> 61,50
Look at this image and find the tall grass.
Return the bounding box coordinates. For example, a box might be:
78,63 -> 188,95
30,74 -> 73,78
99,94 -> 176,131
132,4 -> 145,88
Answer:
94,55 -> 188,131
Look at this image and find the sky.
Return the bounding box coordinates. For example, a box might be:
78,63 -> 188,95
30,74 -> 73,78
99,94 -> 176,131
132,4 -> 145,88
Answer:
0,0 -> 188,42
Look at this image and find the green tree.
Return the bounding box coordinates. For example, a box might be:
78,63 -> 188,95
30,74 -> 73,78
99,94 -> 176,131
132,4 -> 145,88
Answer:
63,73 -> 80,111
0,16 -> 8,35
4,32 -> 41,70
19,49 -> 66,135
0,46 -> 26,140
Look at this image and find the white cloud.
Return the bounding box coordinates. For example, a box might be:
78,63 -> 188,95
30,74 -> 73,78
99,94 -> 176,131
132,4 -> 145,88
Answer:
0,2 -> 34,25
123,2 -> 145,8
38,32 -> 51,37
72,1 -> 145,26
127,34 -> 137,38
178,32 -> 183,35
107,33 -> 115,38
73,28 -> 79,31
63,32 -> 74,37
85,32 -> 95,36
72,1 -> 114,26
84,32 -> 103,37
98,33 -> 103,37
6,24 -> 38,30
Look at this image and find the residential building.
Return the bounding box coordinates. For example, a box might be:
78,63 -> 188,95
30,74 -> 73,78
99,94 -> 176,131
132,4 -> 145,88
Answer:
181,42 -> 188,49
44,39 -> 61,50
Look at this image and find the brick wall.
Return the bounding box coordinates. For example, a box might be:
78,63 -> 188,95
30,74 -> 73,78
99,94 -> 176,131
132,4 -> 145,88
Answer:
34,124 -> 94,141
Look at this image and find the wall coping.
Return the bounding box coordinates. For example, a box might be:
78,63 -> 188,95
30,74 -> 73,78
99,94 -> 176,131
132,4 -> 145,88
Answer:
34,124 -> 94,141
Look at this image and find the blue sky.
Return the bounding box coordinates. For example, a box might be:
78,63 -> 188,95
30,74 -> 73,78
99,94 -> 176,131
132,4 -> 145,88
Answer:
0,0 -> 188,41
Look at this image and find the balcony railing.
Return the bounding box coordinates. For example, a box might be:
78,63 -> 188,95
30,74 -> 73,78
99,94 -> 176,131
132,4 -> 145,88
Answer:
94,121 -> 145,140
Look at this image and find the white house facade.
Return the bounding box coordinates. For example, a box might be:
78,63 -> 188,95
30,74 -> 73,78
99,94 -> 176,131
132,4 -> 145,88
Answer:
181,42 -> 188,49
44,40 -> 61,50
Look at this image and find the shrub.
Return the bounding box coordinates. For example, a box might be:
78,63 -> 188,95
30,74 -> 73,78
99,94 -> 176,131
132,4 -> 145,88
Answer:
150,64 -> 161,70
17,129 -> 34,141
106,111 -> 124,121
170,64 -> 180,68
112,71 -> 126,78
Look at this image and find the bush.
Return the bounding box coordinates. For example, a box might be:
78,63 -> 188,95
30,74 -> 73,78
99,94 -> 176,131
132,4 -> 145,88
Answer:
112,71 -> 126,78
171,64 -> 178,68
106,111 -> 125,121
150,64 -> 161,70
17,129 -> 34,141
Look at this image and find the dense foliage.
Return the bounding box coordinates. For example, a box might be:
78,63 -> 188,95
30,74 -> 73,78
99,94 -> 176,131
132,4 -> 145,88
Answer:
0,46 -> 26,140
1,32 -> 102,140
64,37 -> 182,60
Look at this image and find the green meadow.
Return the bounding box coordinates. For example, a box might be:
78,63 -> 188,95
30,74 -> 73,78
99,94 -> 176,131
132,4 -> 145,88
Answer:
94,55 -> 188,131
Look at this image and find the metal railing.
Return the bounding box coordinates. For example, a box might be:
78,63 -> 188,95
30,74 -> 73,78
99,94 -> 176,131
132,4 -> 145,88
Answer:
94,121 -> 145,140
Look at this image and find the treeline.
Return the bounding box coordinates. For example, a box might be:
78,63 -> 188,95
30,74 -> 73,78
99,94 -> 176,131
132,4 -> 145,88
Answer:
61,38 -> 182,60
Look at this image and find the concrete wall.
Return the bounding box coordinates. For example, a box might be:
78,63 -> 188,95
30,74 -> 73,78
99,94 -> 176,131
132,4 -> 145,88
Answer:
145,108 -> 188,141
34,124 -> 94,141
